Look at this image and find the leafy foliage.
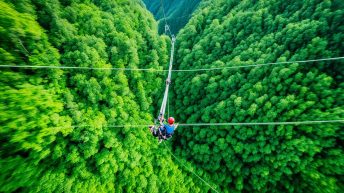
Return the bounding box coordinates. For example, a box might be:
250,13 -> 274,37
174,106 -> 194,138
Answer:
1,0 -> 344,192
173,0 -> 344,192
0,0 -> 204,192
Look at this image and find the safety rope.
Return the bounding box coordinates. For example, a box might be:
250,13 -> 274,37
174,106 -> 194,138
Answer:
162,141 -> 219,193
52,119 -> 344,129
1,56 -> 343,72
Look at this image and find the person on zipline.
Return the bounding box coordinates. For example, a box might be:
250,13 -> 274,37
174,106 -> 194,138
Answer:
149,117 -> 178,143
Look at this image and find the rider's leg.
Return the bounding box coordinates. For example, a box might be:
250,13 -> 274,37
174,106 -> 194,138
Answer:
149,126 -> 159,137
158,126 -> 167,140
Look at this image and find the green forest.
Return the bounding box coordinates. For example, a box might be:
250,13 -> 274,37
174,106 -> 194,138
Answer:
0,0 -> 343,192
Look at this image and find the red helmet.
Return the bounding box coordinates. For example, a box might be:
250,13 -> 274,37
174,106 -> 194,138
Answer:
168,117 -> 175,125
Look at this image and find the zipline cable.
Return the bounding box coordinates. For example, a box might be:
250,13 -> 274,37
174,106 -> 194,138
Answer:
0,65 -> 164,71
1,56 -> 343,72
157,0 -> 176,120
160,0 -> 168,25
55,119 -> 344,129
158,36 -> 176,121
167,89 -> 170,118
159,0 -> 173,36
175,56 -> 344,72
178,120 -> 344,126
162,141 -> 219,193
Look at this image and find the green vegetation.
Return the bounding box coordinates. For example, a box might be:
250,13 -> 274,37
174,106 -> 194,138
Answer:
0,0 -> 204,192
1,0 -> 344,192
173,0 -> 344,192
143,0 -> 201,34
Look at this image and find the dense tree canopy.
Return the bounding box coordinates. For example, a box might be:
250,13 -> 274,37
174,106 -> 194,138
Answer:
0,0 -> 206,192
173,0 -> 344,192
1,0 -> 344,192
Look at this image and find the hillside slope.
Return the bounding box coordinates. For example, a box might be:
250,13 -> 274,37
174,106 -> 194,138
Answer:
173,0 -> 344,192
0,0 -> 204,192
143,0 -> 201,34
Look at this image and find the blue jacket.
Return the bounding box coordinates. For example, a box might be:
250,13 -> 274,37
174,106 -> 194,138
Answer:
164,124 -> 175,135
